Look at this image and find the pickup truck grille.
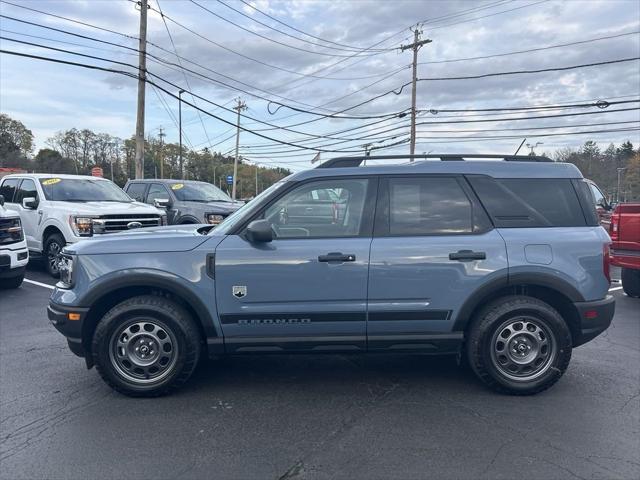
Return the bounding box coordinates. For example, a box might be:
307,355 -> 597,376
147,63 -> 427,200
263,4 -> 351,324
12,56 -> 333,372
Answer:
0,218 -> 24,245
92,214 -> 162,234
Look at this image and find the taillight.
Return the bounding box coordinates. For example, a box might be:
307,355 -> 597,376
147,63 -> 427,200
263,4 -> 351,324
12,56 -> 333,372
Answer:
603,243 -> 611,284
609,210 -> 620,241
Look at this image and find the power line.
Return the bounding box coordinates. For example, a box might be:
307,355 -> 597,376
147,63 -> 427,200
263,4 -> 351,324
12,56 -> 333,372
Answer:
156,0 -> 212,147
187,0 -> 387,57
418,30 -> 640,65
417,57 -> 640,82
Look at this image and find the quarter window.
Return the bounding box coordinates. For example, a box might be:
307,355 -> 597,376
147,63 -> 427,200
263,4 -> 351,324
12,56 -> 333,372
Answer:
126,183 -> 147,202
0,178 -> 20,203
387,177 -> 473,235
262,179 -> 370,238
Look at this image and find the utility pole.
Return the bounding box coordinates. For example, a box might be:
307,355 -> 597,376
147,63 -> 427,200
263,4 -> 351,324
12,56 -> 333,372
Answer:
158,127 -> 165,179
134,0 -> 148,179
401,25 -> 431,160
616,167 -> 626,203
255,163 -> 258,197
232,98 -> 247,202
178,89 -> 185,178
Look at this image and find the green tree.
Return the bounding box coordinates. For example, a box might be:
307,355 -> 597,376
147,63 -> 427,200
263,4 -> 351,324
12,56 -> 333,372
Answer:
0,114 -> 34,158
34,148 -> 75,174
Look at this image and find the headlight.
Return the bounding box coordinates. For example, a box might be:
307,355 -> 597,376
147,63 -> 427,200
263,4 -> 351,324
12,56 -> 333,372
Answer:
206,213 -> 224,225
57,254 -> 75,289
69,216 -> 94,237
1,217 -> 24,244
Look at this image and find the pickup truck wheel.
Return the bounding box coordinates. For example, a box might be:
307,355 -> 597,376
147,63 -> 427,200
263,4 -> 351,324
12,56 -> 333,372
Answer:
0,273 -> 24,289
92,295 -> 201,397
466,296 -> 572,395
621,268 -> 640,298
44,233 -> 65,278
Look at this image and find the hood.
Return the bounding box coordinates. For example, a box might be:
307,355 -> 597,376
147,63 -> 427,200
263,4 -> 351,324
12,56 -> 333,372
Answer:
179,200 -> 243,215
65,224 -> 218,255
49,201 -> 162,216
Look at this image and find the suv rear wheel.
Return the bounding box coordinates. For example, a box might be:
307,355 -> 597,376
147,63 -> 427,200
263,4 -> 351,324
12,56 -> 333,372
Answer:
92,295 -> 201,397
467,295 -> 572,395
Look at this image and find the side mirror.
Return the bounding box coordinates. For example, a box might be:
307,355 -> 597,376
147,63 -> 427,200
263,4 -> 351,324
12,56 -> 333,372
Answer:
22,197 -> 38,209
597,202 -> 612,212
246,219 -> 273,243
0,195 -> 4,206
154,198 -> 171,209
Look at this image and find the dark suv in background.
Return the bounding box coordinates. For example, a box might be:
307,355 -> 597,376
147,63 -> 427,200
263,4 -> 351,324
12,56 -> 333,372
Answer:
124,179 -> 242,225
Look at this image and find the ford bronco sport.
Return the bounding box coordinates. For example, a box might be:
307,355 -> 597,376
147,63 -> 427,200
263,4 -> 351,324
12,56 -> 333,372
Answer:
48,154 -> 615,397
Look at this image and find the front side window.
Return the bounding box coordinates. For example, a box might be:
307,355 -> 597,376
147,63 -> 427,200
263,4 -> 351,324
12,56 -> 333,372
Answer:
146,184 -> 170,204
387,177 -> 473,235
39,178 -> 132,202
0,178 -> 20,203
15,179 -> 38,204
262,178 -> 370,239
589,182 -> 606,206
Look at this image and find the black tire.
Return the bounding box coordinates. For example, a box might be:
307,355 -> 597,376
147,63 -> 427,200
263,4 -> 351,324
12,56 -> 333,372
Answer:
621,268 -> 640,298
466,295 -> 572,395
43,233 -> 65,278
0,273 -> 24,289
92,295 -> 202,397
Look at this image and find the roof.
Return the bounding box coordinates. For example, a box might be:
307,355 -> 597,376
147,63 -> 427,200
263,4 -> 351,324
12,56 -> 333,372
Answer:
291,155 -> 583,181
2,173 -> 112,181
126,179 -> 205,184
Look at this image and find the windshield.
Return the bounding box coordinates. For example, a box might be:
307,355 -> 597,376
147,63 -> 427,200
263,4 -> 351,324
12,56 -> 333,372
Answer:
170,182 -> 232,202
39,178 -> 132,202
211,179 -> 288,235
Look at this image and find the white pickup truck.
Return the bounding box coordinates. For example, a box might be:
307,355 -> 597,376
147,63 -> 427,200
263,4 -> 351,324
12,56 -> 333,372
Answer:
0,174 -> 165,277
0,193 -> 28,288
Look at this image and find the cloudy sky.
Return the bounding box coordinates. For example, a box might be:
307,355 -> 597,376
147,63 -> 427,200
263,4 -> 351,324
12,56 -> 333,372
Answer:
0,0 -> 639,171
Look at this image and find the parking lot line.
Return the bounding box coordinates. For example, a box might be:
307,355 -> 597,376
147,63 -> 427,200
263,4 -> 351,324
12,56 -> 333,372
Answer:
608,286 -> 623,292
24,278 -> 55,290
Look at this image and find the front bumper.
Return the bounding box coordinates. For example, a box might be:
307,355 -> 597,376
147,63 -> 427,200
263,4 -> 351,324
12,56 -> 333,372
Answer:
572,295 -> 615,347
48,301 -> 89,358
0,245 -> 29,278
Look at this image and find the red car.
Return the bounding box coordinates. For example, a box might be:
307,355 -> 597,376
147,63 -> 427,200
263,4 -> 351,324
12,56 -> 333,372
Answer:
609,203 -> 640,297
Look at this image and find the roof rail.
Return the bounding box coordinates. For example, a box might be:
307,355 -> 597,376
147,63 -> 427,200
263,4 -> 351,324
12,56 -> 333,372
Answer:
316,154 -> 553,169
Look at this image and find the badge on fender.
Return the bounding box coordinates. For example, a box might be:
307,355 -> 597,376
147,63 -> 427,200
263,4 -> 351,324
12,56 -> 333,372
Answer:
232,286 -> 247,298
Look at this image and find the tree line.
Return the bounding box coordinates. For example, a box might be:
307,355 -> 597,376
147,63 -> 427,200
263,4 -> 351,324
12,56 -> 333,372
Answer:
1,113 -> 639,201
0,114 -> 290,198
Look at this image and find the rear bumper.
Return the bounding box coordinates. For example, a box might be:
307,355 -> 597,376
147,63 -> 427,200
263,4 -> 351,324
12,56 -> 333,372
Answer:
48,301 -> 89,358
610,249 -> 640,270
572,295 -> 615,347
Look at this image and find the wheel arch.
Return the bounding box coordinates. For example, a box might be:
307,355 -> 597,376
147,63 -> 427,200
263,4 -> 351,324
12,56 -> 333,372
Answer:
454,272 -> 584,346
80,273 -> 220,366
42,224 -> 65,249
177,215 -> 199,224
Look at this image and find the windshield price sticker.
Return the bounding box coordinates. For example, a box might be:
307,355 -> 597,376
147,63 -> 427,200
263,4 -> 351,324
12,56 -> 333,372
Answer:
171,183 -> 184,190
42,178 -> 61,186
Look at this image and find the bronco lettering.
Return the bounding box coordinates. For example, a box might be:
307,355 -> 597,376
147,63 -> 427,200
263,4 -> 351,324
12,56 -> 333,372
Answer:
237,318 -> 312,325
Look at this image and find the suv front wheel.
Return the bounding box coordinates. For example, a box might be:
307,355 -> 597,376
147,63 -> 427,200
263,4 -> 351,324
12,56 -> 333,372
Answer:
92,295 -> 202,397
467,296 -> 572,395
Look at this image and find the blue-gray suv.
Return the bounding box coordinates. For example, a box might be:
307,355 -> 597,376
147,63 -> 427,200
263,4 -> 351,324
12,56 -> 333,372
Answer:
48,154 -> 615,397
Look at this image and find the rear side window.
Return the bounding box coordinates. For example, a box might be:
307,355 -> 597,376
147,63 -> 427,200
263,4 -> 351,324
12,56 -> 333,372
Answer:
15,179 -> 38,204
126,183 -> 147,202
0,178 -> 20,202
387,177 -> 474,235
468,176 -> 587,227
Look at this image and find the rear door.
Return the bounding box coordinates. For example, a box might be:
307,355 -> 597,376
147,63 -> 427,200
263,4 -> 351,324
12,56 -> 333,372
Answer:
214,177 -> 376,353
367,175 -> 508,352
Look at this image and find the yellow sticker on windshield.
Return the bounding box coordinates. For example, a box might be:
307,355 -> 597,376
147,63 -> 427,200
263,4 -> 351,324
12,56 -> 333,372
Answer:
42,178 -> 61,186
171,183 -> 184,190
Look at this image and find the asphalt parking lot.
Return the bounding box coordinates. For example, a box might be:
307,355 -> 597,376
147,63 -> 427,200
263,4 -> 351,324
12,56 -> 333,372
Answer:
1,265 -> 638,480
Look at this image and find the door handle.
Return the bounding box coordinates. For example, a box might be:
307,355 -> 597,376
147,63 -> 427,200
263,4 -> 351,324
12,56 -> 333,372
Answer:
318,252 -> 356,263
449,250 -> 486,261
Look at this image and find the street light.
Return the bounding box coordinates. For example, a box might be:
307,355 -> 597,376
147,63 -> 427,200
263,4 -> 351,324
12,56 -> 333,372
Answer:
617,167 -> 626,203
178,89 -> 185,178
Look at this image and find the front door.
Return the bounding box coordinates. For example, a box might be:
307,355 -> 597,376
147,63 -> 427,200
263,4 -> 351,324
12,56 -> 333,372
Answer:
215,177 -> 375,353
367,175 -> 508,352
13,179 -> 41,250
